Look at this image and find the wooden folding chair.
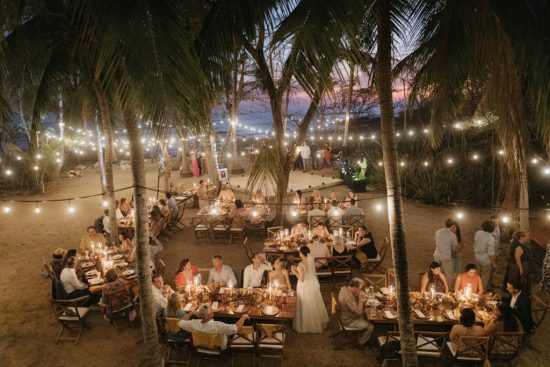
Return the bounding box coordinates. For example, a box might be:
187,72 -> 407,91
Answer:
191,216 -> 210,242
159,317 -> 191,366
191,331 -> 223,365
414,331 -> 447,366
327,215 -> 343,231
309,215 -> 327,228
330,292 -> 364,349
532,294 -> 549,331
229,325 -> 255,367
104,285 -> 136,332
41,257 -> 54,279
248,221 -> 266,240
256,323 -> 285,365
363,274 -> 387,291
340,225 -> 354,239
173,202 -> 187,231
242,238 -> 254,262
314,257 -> 333,288
362,237 -> 390,274
229,216 -> 247,245
345,214 -> 365,230
210,215 -> 230,243
51,296 -> 91,344
331,255 -> 353,285
378,330 -> 401,347
386,268 -> 396,287
266,226 -> 284,239
446,336 -> 489,365
488,332 -> 523,366
155,258 -> 166,278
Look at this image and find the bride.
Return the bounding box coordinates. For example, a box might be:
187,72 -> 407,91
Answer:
291,246 -> 329,333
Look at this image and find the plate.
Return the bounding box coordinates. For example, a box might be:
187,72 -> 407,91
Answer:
413,309 -> 428,319
365,299 -> 381,308
122,269 -> 135,276
233,305 -> 249,314
381,310 -> 397,319
112,254 -> 123,260
85,270 -> 97,277
115,261 -> 128,268
88,277 -> 103,285
261,305 -> 279,316
80,262 -> 94,268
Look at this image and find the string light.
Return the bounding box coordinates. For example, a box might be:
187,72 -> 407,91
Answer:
446,158 -> 454,165
472,154 -> 479,161
497,149 -> 505,156
3,206 -> 11,214
33,166 -> 39,171
34,204 -> 41,214
501,215 -> 510,224
374,203 -> 383,211
67,201 -> 75,214
423,161 -> 429,167
4,169 -> 12,176
102,200 -> 108,208
531,158 -> 539,165
456,211 -> 464,219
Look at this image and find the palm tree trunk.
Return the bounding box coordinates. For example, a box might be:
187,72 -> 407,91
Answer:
125,109 -> 162,367
93,81 -> 118,244
53,96 -> 65,178
160,141 -> 172,192
519,164 -> 529,230
343,60 -> 354,149
375,1 -> 417,365
96,119 -> 107,194
179,139 -> 193,177
208,133 -> 221,188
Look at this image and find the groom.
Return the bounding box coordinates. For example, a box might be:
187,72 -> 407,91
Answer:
338,278 -> 374,346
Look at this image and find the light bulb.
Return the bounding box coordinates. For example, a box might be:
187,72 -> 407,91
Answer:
423,161 -> 429,167
102,200 -> 108,208
68,205 -> 75,213
375,203 -> 383,211
447,158 -> 454,164
5,169 -> 12,176
472,154 -> 479,160
456,211 -> 464,219
3,206 -> 11,213
501,216 -> 510,224
35,207 -> 41,214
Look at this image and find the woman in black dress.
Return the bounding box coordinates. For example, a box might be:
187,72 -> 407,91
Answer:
504,230 -> 532,296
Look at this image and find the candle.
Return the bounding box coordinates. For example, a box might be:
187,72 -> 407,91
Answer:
388,285 -> 395,299
268,284 -> 272,300
430,285 -> 436,300
339,227 -> 343,236
284,228 -> 289,237
274,280 -> 279,296
308,229 -> 311,239
193,182 -> 196,188
464,283 -> 472,300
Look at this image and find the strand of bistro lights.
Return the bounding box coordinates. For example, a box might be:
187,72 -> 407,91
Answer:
0,184 -> 548,224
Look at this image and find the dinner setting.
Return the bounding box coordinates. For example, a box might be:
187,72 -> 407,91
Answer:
2,2 -> 550,367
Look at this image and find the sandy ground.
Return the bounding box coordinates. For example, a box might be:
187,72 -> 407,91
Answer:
1,162 -> 549,366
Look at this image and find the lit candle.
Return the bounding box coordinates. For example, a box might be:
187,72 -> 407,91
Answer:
193,182 -> 197,188
430,285 -> 436,300
268,284 -> 272,300
464,283 -> 472,300
339,227 -> 343,236
388,285 -> 395,299
308,229 -> 311,239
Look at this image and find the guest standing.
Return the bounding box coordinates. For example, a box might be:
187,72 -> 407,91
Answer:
433,219 -> 458,290
505,280 -> 534,333
301,141 -> 312,172
539,241 -> 550,291
191,153 -> 200,177
474,220 -> 497,292
504,230 -> 532,296
490,215 -> 501,255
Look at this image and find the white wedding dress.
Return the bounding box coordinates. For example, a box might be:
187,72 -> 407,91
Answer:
293,255 -> 329,333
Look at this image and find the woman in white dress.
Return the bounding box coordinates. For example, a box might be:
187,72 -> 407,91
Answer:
291,246 -> 329,333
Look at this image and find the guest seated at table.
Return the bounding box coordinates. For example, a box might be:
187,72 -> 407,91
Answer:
178,303 -> 250,350
483,301 -> 522,336
218,184 -> 236,207
327,200 -> 343,218
420,261 -> 449,294
343,191 -> 356,209
62,249 -> 78,269
449,308 -> 485,351
163,293 -> 186,319
150,210 -> 164,247
505,280 -> 534,333
119,232 -> 135,258
152,274 -> 173,315
454,263 -> 484,295
311,189 -> 323,204
308,236 -> 331,267
292,190 -> 307,212
344,198 -> 364,220
243,253 -> 272,288
269,258 -> 292,291
338,278 -> 374,346
291,220 -> 309,238
79,225 -> 107,252
174,259 -> 199,289
252,189 -> 267,208
327,190 -> 339,204
51,248 -> 66,279
311,224 -> 331,239
207,255 -> 237,286
158,199 -> 170,218
308,199 -> 325,223
332,235 -> 349,256
355,225 -> 377,259
230,199 -> 249,229
119,197 -> 131,216
101,268 -> 136,321
165,192 -> 179,220
59,256 -> 95,303
115,200 -> 124,220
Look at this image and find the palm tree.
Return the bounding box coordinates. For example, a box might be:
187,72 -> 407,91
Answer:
404,0 -> 550,230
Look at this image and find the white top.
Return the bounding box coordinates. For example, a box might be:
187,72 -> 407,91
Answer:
152,285 -> 167,315
207,265 -> 237,285
492,226 -> 501,245
344,205 -> 364,218
167,197 -> 179,218
474,230 -> 496,265
243,262 -> 272,288
308,208 -> 325,223
433,227 -> 458,261
178,319 -> 238,350
60,268 -> 87,294
510,291 -> 521,309
327,207 -> 343,218
301,145 -> 311,159
307,242 -> 330,260
116,208 -> 124,220
102,215 -> 110,234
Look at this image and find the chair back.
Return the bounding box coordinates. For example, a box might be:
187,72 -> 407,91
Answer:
309,215 -> 327,228
51,296 -> 90,321
210,215 -> 228,228
330,292 -> 339,315
331,255 -> 353,275
340,225 -> 353,239
386,268 -> 395,286
414,331 -> 446,356
52,276 -> 68,300
162,317 -> 182,334
532,294 -> 549,329
489,332 -> 523,360
327,216 -> 343,231
346,214 -> 364,230
455,336 -> 489,361
364,274 -> 387,290
230,325 -> 255,347
267,226 -> 284,239
243,238 -> 254,262
104,283 -> 132,313
257,323 -> 285,347
192,331 -> 222,351
155,259 -> 166,278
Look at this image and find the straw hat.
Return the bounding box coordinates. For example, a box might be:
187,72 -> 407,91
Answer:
53,248 -> 65,257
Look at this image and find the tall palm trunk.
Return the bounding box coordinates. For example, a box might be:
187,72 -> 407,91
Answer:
96,118 -> 107,194
519,162 -> 529,230
208,133 -> 221,188
179,139 -> 193,177
343,60 -> 354,149
53,96 -> 65,178
93,81 -> 118,244
375,1 -> 417,365
160,141 -> 172,191
125,109 -> 161,367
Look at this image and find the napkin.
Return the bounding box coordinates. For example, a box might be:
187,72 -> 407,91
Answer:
414,309 -> 425,318
446,310 -> 456,320
212,301 -> 219,310
219,287 -> 226,294
184,303 -> 193,311
236,304 -> 244,313
384,310 -> 394,318
266,306 -> 273,314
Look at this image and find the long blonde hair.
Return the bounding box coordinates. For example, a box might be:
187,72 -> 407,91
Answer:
166,293 -> 182,317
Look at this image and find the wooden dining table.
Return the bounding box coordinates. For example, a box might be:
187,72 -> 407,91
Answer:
77,250 -> 138,294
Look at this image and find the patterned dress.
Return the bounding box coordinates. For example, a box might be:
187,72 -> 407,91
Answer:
539,244 -> 550,291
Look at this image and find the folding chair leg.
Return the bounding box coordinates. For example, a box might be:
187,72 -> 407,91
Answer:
75,325 -> 84,345
56,325 -> 65,344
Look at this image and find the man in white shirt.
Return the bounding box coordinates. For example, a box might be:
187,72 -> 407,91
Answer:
433,219 -> 458,290
243,254 -> 272,288
59,256 -> 89,296
327,201 -> 343,222
165,192 -> 179,220
178,303 -> 250,350
490,215 -> 501,255
301,142 -> 312,172
151,274 -> 172,315
344,198 -> 364,221
102,209 -> 111,235
207,255 -> 238,286
474,220 -> 497,291
308,202 -> 326,225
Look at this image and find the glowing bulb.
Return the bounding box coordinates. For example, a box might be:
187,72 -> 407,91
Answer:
543,167 -> 550,175
423,129 -> 429,134
102,200 -> 108,208
396,132 -> 401,137
546,213 -> 550,221
55,158 -> 61,164
33,166 -> 39,171
291,210 -> 298,217
68,205 -> 75,214
408,130 -> 414,136
399,161 -> 405,167
447,158 -> 454,164
252,211 -> 258,217
472,154 -> 479,160
36,154 -> 42,160
375,203 -> 383,211
456,211 -> 464,219
5,169 -> 12,176
378,161 -> 383,167
35,207 -> 41,214
3,206 -> 11,213
226,153 -> 232,158
497,149 -> 505,156
531,158 -> 539,164
423,161 -> 429,167
16,156 -> 21,161
501,216 -> 510,224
